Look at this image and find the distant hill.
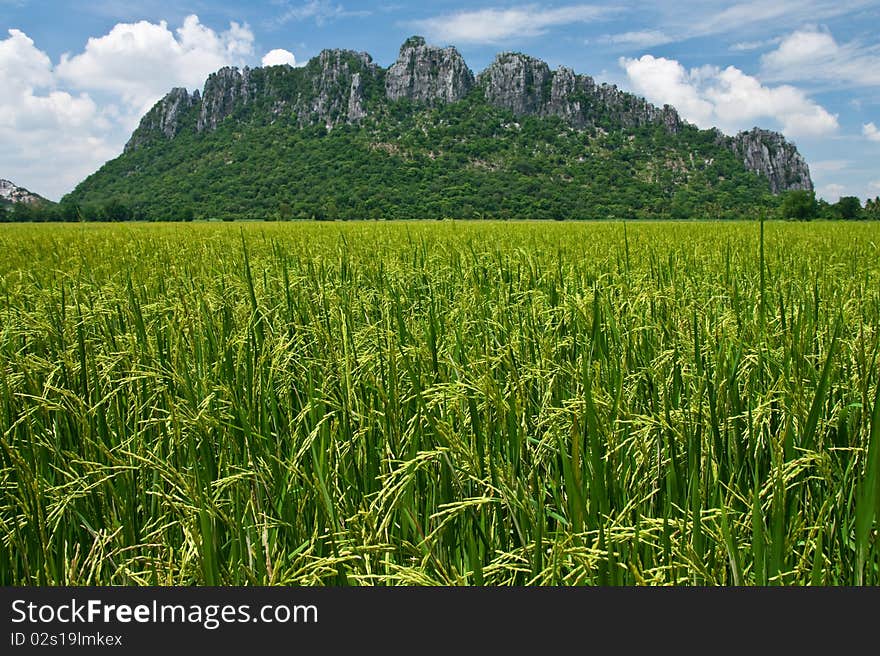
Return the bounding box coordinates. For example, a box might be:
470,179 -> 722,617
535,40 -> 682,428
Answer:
1,179 -> 52,209
64,36 -> 813,221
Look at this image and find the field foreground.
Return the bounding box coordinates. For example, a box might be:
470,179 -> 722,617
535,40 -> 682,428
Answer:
1,221 -> 878,585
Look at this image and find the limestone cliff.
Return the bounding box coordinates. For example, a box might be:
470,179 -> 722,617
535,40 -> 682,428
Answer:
728,128 -> 813,193
477,53 -> 682,133
385,36 -> 473,104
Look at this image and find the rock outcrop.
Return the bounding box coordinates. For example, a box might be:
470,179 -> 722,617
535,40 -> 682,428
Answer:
729,128 -> 813,193
296,49 -> 381,126
126,49 -> 381,151
478,53 -> 551,116
385,36 -> 473,104
125,88 -> 199,152
198,67 -> 252,133
477,53 -> 682,133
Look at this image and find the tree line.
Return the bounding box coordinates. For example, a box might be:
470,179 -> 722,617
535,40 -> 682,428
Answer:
4,190 -> 879,223
780,191 -> 880,221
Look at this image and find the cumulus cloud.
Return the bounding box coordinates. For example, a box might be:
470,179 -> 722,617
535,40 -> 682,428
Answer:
620,54 -> 838,138
863,122 -> 880,142
262,49 -> 297,67
56,15 -> 254,119
762,28 -> 838,67
409,4 -> 616,44
0,16 -> 255,200
760,27 -> 880,87
0,29 -> 115,199
0,28 -> 54,90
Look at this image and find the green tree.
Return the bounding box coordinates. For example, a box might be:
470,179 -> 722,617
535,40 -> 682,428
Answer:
834,196 -> 862,220
99,199 -> 129,222
781,190 -> 817,221
60,201 -> 81,222
10,202 -> 36,222
278,202 -> 293,221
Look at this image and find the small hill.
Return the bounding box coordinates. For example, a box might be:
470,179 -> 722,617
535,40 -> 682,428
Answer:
1,179 -> 52,208
64,36 -> 813,221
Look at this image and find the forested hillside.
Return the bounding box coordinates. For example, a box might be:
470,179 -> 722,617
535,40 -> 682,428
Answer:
56,37 -> 817,220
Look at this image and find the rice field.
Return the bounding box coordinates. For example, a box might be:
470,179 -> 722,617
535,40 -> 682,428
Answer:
1,220 -> 878,585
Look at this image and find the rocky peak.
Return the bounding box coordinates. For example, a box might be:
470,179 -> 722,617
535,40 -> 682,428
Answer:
478,52 -> 552,115
385,35 -> 474,104
198,66 -> 254,132
729,128 -> 813,194
316,47 -> 375,71
477,54 -> 682,134
546,66 -> 583,125
125,87 -> 198,152
300,48 -> 381,126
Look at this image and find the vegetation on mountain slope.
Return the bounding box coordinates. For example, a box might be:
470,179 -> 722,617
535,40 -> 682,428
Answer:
63,92 -> 783,221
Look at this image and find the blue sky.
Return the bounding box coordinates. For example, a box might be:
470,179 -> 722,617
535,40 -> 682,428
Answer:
1,0 -> 878,202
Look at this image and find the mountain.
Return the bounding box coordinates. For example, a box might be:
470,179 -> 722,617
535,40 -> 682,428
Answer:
64,37 -> 813,221
0,179 -> 51,208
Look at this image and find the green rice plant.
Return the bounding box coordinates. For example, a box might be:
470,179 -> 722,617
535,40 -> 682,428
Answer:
0,220 -> 878,585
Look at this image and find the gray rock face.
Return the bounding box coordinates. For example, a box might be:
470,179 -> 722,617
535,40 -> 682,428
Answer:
385,36 -> 474,104
478,53 -> 551,115
477,53 -> 682,133
297,49 -> 380,126
128,49 -> 381,149
547,66 -> 583,126
587,80 -> 682,132
125,87 -> 198,152
347,72 -> 367,122
198,66 -> 253,133
729,128 -> 813,193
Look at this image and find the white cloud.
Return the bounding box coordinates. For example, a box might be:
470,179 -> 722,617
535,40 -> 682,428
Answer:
409,4 -> 616,44
619,56 -> 715,125
869,180 -> 880,192
809,160 -> 851,176
762,28 -> 837,67
863,122 -> 880,142
0,28 -> 54,90
595,30 -> 672,49
611,1 -> 876,51
0,29 -> 117,200
0,17 -> 255,201
760,27 -> 880,87
277,0 -> 371,26
730,37 -> 782,52
819,183 -> 846,202
694,1 -> 810,37
685,0 -> 874,39
262,49 -> 297,67
620,54 -> 839,138
56,15 -> 254,120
